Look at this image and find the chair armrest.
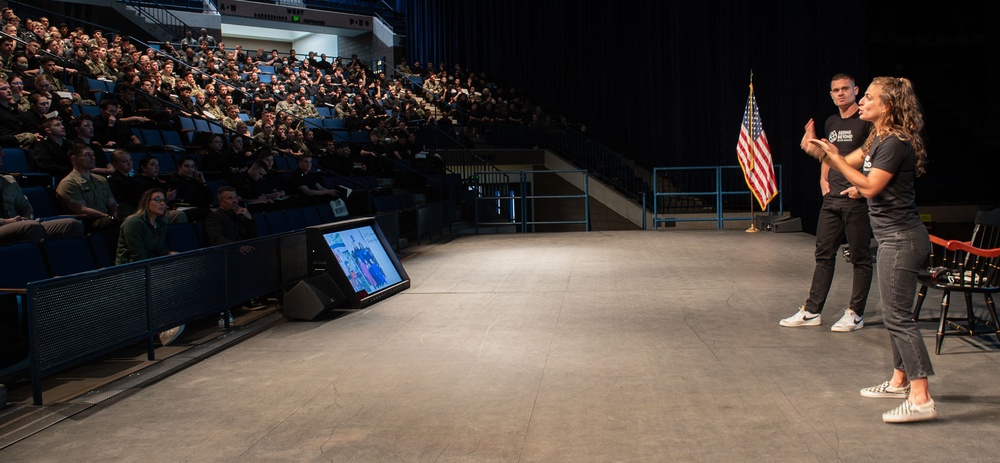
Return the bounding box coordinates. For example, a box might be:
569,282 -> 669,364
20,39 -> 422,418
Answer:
945,240 -> 1000,258
929,234 -> 950,247
0,288 -> 28,295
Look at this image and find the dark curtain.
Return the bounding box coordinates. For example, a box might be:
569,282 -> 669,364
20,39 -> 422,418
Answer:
404,0 -> 997,233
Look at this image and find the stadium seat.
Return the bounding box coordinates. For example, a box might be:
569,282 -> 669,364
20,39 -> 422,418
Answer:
41,235 -> 98,276
152,152 -> 178,174
302,205 -> 323,226
161,130 -> 185,148
166,222 -> 203,253
21,186 -> 62,218
263,210 -> 290,234
284,207 -> 307,230
87,228 -> 119,268
141,129 -> 165,147
252,214 -> 269,237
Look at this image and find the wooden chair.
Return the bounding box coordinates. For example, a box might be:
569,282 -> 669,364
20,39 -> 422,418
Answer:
913,209 -> 1000,353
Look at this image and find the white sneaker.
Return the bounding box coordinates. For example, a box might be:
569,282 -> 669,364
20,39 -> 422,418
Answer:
831,309 -> 864,332
158,325 -> 185,346
779,307 -> 822,327
883,400 -> 938,423
860,380 -> 910,398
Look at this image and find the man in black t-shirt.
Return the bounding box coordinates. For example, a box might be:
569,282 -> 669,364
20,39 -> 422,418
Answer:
781,73 -> 874,333
283,154 -> 339,207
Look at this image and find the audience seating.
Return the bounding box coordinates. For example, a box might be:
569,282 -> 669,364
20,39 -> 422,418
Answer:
141,129 -> 166,147
87,228 -> 119,268
21,186 -> 62,219
166,222 -> 204,252
302,205 -> 323,226
80,105 -> 100,116
41,235 -> 99,276
252,214 -> 270,237
284,206 -> 308,230
0,241 -> 51,291
263,210 -> 291,234
3,149 -> 53,187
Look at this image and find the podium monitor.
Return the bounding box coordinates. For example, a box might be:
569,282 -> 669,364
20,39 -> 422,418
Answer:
305,217 -> 410,309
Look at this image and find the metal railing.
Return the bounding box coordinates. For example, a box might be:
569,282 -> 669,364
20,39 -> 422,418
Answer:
473,169 -> 590,233
120,0 -> 199,43
26,230 -> 307,405
652,165 -> 784,230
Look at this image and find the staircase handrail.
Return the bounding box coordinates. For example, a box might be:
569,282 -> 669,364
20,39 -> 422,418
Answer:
120,0 -> 199,43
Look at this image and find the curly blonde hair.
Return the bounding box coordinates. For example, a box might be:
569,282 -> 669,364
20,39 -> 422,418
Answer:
861,77 -> 928,176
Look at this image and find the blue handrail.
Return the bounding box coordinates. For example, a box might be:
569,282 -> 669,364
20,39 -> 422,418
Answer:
652,165 -> 783,230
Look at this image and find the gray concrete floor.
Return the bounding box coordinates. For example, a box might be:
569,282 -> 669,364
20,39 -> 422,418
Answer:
2,230 -> 1000,462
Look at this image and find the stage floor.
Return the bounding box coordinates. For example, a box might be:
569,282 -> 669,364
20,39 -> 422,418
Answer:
2,230 -> 1000,462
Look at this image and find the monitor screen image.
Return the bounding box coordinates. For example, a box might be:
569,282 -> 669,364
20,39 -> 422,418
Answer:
322,225 -> 403,297
306,216 -> 410,309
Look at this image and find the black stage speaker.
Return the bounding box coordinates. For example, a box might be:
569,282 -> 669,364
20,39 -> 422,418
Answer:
772,217 -> 803,233
281,273 -> 348,320
754,214 -> 783,231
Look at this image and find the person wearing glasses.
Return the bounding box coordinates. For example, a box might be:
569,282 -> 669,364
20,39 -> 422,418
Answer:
115,187 -> 175,264
115,187 -> 183,345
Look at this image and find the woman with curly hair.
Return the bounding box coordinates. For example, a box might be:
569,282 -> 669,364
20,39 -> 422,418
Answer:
805,76 -> 934,423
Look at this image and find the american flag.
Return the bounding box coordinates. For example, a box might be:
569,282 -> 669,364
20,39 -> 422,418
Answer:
737,86 -> 778,210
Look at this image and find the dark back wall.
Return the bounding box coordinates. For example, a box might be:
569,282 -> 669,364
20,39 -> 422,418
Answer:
405,1 -> 998,233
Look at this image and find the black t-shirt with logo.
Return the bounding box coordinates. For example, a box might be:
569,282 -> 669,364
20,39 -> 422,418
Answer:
824,111 -> 872,197
863,134 -> 921,233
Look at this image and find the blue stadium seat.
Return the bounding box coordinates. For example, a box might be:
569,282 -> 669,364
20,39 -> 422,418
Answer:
86,228 -> 118,268
350,131 -> 370,143
252,214 -> 269,237
22,186 -> 61,218
2,148 -> 52,186
285,207 -> 307,230
302,205 -> 323,226
194,118 -> 211,134
152,152 -> 178,174
263,210 -> 290,234
272,156 -> 295,171
161,130 -> 185,148
0,241 -> 51,289
303,117 -> 324,130
41,235 -> 98,276
166,222 -> 203,253
80,105 -> 100,116
316,202 -> 336,223
141,129 -> 165,146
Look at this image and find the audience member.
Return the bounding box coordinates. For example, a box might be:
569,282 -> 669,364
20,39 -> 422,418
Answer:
284,154 -> 340,203
54,142 -> 119,231
204,185 -> 255,246
30,117 -> 72,181
94,98 -> 141,148
114,187 -> 184,345
167,155 -> 213,219
0,154 -> 84,244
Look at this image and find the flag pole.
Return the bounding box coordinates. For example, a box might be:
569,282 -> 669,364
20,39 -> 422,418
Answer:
746,72 -> 759,233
